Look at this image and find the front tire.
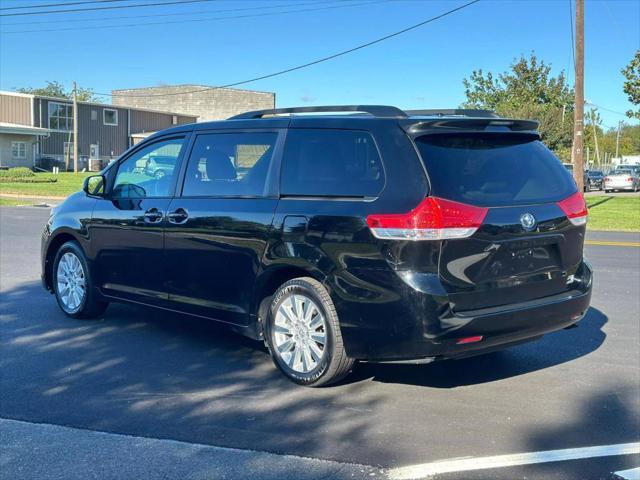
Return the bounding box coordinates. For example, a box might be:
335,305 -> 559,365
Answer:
264,277 -> 354,387
53,241 -> 108,319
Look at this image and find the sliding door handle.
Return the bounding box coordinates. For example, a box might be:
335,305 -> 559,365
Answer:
167,208 -> 189,224
143,208 -> 163,223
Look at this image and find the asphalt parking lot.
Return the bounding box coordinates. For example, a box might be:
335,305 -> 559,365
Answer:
1,206 -> 638,479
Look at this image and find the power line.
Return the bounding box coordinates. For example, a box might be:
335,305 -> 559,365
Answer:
0,0 -> 384,34
585,102 -> 628,117
1,0 -> 324,26
602,0 -> 631,45
0,0 -> 132,11
98,0 -> 481,98
0,0 -> 217,17
568,0 -> 575,73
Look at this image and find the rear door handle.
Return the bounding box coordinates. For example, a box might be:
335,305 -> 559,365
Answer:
167,208 -> 189,224
143,208 -> 163,223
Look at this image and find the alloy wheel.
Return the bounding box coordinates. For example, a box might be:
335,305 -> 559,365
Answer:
56,252 -> 86,313
273,293 -> 327,374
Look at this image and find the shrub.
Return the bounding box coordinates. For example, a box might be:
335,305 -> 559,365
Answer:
0,176 -> 57,184
0,167 -> 35,178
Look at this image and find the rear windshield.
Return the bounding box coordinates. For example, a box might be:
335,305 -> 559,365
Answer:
414,134 -> 577,207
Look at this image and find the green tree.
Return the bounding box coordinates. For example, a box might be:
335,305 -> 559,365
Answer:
621,49 -> 640,120
600,123 -> 640,157
462,53 -> 574,158
16,80 -> 97,102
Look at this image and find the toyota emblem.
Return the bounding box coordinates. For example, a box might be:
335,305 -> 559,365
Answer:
520,213 -> 537,231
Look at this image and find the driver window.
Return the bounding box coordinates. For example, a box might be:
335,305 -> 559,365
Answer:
113,138 -> 184,198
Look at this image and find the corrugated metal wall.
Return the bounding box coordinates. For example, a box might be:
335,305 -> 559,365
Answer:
130,109 -> 193,134
0,93 -> 32,126
33,98 -> 196,159
37,99 -> 129,158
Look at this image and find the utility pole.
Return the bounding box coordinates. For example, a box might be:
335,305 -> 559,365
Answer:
572,0 -> 585,191
73,82 -> 79,174
615,121 -> 621,158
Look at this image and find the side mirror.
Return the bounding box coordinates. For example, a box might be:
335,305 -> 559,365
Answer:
83,174 -> 106,197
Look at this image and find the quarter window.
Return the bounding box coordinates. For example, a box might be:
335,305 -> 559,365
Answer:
103,109 -> 118,126
113,138 -> 184,198
48,102 -> 73,131
280,129 -> 384,197
182,132 -> 278,197
11,142 -> 26,159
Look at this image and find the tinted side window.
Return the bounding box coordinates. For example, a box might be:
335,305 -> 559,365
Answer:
182,132 -> 277,197
415,134 -> 577,207
113,138 -> 184,198
280,129 -> 384,197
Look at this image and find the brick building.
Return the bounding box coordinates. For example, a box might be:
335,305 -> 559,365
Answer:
111,85 -> 275,122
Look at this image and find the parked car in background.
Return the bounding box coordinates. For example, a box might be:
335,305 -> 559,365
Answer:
563,163 -> 591,191
41,106 -> 592,386
585,170 -> 604,191
604,168 -> 640,192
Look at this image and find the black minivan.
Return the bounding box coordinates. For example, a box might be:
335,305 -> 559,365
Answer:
42,106 -> 592,386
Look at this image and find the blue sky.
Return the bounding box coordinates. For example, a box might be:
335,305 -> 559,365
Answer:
0,0 -> 638,128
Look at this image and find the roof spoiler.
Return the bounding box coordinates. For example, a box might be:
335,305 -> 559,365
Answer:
405,109 -> 499,118
404,117 -> 540,135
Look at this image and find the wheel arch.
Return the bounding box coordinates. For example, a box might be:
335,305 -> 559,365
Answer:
251,265 -> 326,339
43,231 -> 83,292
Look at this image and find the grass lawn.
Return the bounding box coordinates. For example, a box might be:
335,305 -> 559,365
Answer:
586,195 -> 640,232
0,172 -> 91,197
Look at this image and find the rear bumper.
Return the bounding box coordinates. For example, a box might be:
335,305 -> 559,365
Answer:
402,285 -> 591,363
334,261 -> 593,361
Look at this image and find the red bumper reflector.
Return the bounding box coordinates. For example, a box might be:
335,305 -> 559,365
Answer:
456,335 -> 483,345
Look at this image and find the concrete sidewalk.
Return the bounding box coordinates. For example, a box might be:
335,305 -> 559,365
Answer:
0,418 -> 383,480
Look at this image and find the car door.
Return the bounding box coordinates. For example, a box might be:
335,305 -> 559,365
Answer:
164,129 -> 284,326
90,135 -> 188,306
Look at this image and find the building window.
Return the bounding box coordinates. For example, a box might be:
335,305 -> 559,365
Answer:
91,110 -> 98,121
48,102 -> 73,131
103,108 -> 118,126
11,142 -> 27,159
172,115 -> 178,125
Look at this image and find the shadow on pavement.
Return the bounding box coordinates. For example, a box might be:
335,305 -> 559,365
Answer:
522,387 -> 640,479
0,281 -> 387,465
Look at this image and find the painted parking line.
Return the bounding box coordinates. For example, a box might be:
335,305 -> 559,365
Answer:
614,467 -> 640,480
585,240 -> 640,247
387,442 -> 640,479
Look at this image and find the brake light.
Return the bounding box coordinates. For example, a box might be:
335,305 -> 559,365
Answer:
627,177 -> 633,182
604,177 -> 611,182
366,197 -> 488,241
557,191 -> 588,226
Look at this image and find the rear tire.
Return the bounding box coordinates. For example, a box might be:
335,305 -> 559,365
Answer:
264,277 -> 354,387
53,241 -> 108,319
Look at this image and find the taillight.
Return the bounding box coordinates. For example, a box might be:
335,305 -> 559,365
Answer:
627,177 -> 633,182
557,191 -> 588,226
366,197 -> 488,241
604,177 -> 610,182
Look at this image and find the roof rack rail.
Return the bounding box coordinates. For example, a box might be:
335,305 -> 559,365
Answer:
405,109 -> 499,119
229,105 -> 408,120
